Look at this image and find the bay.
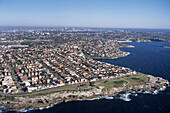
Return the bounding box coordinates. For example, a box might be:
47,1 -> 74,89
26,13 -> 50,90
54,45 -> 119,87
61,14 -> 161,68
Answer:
7,42 -> 170,113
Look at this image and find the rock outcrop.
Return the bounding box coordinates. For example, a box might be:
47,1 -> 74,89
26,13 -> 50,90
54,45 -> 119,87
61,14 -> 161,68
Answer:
0,75 -> 169,111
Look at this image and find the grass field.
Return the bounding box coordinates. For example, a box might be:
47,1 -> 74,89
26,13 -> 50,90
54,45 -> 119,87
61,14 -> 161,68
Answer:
94,73 -> 148,89
123,73 -> 149,86
95,79 -> 128,89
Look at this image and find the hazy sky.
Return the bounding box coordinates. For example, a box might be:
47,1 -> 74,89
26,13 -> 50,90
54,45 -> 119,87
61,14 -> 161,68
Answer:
0,0 -> 170,28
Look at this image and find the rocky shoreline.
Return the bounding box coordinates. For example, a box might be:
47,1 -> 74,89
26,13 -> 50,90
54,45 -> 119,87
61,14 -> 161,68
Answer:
0,75 -> 169,112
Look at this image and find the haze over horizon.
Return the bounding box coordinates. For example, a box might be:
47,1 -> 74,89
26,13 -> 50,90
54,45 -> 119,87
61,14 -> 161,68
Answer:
0,0 -> 170,29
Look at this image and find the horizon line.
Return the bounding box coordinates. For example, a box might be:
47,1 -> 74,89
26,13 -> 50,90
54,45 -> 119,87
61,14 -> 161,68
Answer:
0,25 -> 170,30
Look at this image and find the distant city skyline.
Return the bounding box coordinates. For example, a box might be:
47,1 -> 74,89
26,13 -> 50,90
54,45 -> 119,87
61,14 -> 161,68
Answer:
0,0 -> 170,29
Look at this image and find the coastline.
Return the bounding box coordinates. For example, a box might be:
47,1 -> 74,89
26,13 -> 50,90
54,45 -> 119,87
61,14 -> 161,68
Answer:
0,74 -> 169,112
0,43 -> 170,112
8,85 -> 170,112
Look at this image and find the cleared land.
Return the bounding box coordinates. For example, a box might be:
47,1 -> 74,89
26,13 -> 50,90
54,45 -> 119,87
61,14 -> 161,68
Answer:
95,79 -> 128,89
123,73 -> 149,86
94,73 -> 148,89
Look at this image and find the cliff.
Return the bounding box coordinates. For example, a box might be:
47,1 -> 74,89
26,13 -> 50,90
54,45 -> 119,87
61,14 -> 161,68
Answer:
0,75 -> 169,111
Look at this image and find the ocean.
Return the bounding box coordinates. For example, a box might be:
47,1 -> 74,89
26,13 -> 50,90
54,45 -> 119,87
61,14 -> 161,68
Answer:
7,42 -> 170,113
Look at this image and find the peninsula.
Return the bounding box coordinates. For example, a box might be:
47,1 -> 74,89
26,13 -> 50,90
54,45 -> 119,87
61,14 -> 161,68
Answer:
0,27 -> 169,111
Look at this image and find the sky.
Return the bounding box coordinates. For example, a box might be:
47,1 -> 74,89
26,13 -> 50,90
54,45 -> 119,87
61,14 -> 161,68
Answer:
0,0 -> 170,29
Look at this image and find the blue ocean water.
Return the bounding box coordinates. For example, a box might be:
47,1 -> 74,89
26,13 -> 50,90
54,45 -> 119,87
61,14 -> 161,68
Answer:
7,42 -> 170,113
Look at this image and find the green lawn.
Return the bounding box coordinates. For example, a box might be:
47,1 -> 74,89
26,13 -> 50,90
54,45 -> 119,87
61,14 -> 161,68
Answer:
94,73 -> 149,89
123,73 -> 149,86
95,79 -> 128,89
